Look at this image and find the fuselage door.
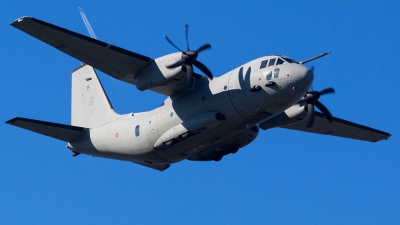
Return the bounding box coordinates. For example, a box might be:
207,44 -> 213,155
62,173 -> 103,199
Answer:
147,113 -> 159,144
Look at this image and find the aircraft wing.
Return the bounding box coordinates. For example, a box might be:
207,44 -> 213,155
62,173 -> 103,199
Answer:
281,112 -> 391,142
6,117 -> 85,142
11,16 -> 153,86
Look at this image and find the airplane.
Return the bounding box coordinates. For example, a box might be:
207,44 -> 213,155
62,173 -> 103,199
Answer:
7,16 -> 391,171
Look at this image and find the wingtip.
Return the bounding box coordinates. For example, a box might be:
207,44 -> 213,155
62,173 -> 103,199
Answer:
11,16 -> 32,26
5,117 -> 20,125
159,164 -> 170,171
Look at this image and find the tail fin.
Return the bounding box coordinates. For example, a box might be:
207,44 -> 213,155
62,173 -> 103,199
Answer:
71,64 -> 121,128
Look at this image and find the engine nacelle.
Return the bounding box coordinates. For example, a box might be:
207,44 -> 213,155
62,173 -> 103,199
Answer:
154,112 -> 225,149
134,52 -> 185,91
258,102 -> 307,130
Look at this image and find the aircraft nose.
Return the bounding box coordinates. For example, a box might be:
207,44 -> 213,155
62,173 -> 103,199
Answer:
292,65 -> 314,91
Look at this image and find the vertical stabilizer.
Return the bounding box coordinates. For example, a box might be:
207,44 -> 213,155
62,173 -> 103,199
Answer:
71,65 -> 121,128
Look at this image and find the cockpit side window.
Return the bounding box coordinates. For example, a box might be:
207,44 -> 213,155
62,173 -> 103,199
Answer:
268,58 -> 276,66
274,68 -> 280,78
266,71 -> 272,80
260,60 -> 268,69
276,58 -> 285,65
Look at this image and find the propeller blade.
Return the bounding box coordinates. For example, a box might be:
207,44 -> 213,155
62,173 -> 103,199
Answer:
306,104 -> 315,128
186,64 -> 195,90
166,59 -> 185,69
196,43 -> 212,53
184,24 -> 189,51
164,35 -> 184,52
164,25 -> 213,87
314,101 -> 333,123
193,60 -> 213,80
320,87 -> 335,95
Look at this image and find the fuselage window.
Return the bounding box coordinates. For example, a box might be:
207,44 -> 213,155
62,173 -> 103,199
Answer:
276,58 -> 285,65
266,71 -> 272,80
274,68 -> 280,78
268,58 -> 276,67
135,125 -> 140,137
260,60 -> 268,69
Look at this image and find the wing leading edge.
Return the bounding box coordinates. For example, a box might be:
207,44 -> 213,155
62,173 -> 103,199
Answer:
11,16 -> 153,85
282,112 -> 391,142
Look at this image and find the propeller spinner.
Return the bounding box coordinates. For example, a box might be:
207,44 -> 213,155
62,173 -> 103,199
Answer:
165,24 -> 213,90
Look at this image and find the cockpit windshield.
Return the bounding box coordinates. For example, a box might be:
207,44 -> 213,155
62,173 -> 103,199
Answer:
260,57 -> 299,69
276,58 -> 285,65
281,57 -> 299,64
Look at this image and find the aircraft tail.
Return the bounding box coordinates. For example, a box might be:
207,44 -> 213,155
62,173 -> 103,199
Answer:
71,64 -> 121,128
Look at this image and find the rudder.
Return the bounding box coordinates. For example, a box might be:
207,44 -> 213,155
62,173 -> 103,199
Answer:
71,64 -> 121,128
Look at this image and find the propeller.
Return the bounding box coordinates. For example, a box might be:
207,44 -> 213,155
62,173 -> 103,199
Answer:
303,87 -> 335,128
165,24 -> 213,90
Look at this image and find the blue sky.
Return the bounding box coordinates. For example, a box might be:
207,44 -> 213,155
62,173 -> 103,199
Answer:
1,0 -> 399,224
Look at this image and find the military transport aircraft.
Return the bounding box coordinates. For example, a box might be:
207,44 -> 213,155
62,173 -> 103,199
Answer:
7,16 -> 391,171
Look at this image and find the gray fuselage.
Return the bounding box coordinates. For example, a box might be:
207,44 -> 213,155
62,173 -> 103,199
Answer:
68,56 -> 313,166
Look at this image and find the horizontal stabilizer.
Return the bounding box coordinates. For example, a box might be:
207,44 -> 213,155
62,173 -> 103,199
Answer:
6,117 -> 85,142
11,16 -> 153,85
282,112 -> 391,142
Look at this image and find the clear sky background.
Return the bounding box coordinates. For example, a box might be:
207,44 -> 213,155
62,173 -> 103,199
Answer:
1,0 -> 399,224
